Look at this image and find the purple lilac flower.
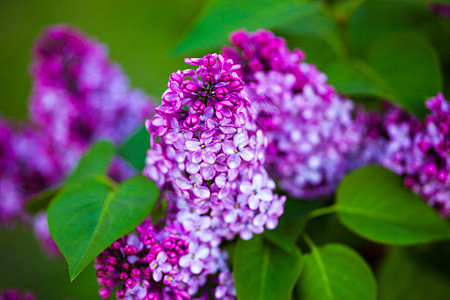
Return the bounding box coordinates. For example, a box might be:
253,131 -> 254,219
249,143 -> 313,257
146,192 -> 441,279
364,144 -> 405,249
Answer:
143,53 -> 286,241
95,216 -> 229,299
222,29 -> 364,199
0,25 -> 155,255
0,122 -> 63,225
0,119 -> 20,224
0,290 -> 36,300
215,271 -> 237,300
364,95 -> 450,217
30,25 -> 154,170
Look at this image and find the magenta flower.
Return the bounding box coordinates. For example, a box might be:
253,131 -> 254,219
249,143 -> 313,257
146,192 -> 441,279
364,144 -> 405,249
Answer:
149,252 -> 172,282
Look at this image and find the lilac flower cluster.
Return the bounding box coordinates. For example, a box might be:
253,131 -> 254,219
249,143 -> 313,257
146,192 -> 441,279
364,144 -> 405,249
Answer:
0,26 -> 154,257
375,94 -> 450,217
0,289 -> 35,300
30,25 -> 153,170
143,53 -> 286,241
0,121 -> 62,225
222,30 -> 363,199
95,216 -> 233,299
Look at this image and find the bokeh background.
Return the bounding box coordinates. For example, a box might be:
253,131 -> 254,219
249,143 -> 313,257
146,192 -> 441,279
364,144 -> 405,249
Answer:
1,0 -> 449,299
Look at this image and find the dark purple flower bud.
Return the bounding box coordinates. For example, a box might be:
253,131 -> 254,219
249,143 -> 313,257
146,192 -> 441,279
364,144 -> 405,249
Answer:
201,72 -> 213,83
162,237 -> 175,250
150,243 -> 164,254
229,78 -> 244,91
167,251 -> 179,264
123,245 -> 137,256
96,269 -> 105,277
221,72 -> 231,82
423,162 -> 437,177
144,234 -> 155,246
146,253 -> 156,262
104,264 -> 115,274
182,80 -> 196,93
125,277 -> 136,289
143,267 -> 152,279
183,114 -> 200,130
192,100 -> 206,114
98,287 -> 111,299
122,262 -> 130,270
215,87 -> 229,100
131,268 -> 141,278
116,288 -> 126,299
120,272 -> 129,280
102,277 -> 113,287
203,54 -> 216,67
111,241 -> 121,250
106,256 -> 117,265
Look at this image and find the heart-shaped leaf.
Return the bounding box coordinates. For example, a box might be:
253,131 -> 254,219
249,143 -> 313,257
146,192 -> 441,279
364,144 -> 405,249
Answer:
234,235 -> 303,300
48,174 -> 158,281
296,243 -> 377,300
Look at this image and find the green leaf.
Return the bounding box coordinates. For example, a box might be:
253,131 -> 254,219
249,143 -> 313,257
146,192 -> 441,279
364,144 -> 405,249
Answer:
48,175 -> 159,281
234,235 -> 303,300
366,34 -> 442,117
296,243 -> 377,300
264,198 -> 323,252
348,1 -> 441,58
336,165 -> 450,245
378,247 -> 450,300
66,141 -> 116,185
118,125 -> 149,171
324,59 -> 384,97
278,11 -> 346,59
172,0 -> 322,55
25,186 -> 61,215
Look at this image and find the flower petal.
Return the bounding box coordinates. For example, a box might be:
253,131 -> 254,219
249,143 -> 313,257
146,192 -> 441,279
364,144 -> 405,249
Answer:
185,139 -> 201,151
227,154 -> 241,169
239,147 -> 255,161
193,186 -> 210,199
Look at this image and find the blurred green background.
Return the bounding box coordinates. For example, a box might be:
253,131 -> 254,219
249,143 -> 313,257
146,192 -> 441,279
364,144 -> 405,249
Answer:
1,0 -> 450,299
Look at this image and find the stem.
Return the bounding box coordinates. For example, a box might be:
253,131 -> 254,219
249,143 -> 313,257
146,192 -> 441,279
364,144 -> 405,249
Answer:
302,233 -> 316,252
307,205 -> 337,220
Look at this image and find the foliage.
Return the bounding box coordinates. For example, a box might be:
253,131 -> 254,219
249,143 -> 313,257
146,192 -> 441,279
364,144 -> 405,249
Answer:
1,0 -> 450,299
